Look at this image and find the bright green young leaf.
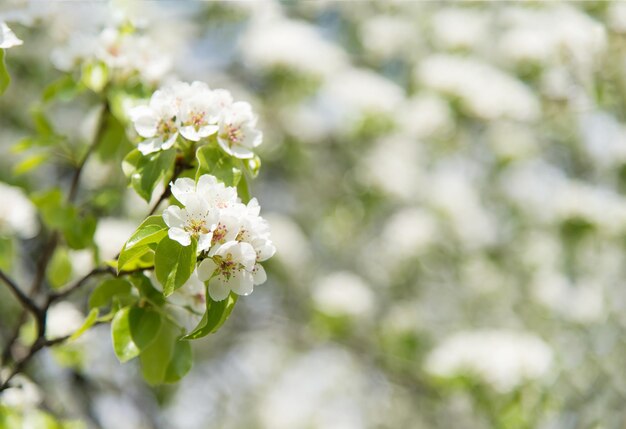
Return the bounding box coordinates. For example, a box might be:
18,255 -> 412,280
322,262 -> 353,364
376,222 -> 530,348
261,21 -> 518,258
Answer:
111,306 -> 161,363
155,236 -> 197,297
183,292 -> 238,340
69,308 -> 99,341
118,216 -> 167,272
0,49 -> 10,95
47,247 -> 73,289
196,145 -> 242,187
13,153 -> 49,176
0,237 -> 13,272
125,216 -> 167,249
164,340 -> 192,383
42,75 -> 83,103
89,278 -> 133,309
116,245 -> 155,273
124,148 -> 176,202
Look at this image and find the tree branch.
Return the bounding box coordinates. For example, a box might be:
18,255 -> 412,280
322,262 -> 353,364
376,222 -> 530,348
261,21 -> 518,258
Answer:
0,269 -> 42,320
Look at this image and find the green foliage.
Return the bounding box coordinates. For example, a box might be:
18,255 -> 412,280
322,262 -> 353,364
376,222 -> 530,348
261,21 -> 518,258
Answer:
140,321 -> 192,384
0,49 -> 10,95
32,189 -> 96,249
69,308 -> 99,341
196,145 -> 242,187
89,278 -> 133,309
0,236 -> 14,271
154,236 -> 197,297
183,292 -> 237,340
96,109 -> 132,161
111,306 -> 161,362
46,247 -> 73,289
117,215 -> 167,271
81,61 -> 108,93
42,75 -> 84,103
123,148 -> 176,202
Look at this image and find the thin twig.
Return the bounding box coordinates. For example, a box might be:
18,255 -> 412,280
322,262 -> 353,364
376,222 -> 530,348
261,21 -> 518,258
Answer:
47,266 -> 115,306
0,269 -> 41,320
1,311 -> 26,366
68,102 -> 110,203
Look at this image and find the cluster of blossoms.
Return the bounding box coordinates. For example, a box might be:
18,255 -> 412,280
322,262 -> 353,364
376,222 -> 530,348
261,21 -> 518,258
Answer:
51,26 -> 171,83
163,174 -> 275,301
131,81 -> 263,158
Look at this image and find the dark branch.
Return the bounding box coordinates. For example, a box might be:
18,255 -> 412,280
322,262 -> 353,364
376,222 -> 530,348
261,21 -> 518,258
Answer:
0,269 -> 42,320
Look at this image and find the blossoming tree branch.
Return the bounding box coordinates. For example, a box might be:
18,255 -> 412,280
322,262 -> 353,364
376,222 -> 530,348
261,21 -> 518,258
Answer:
0,21 -> 274,390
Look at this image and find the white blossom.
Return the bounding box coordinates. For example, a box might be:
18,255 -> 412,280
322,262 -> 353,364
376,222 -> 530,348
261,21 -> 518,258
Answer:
425,330 -> 554,392
163,174 -> 274,300
312,272 -> 375,318
197,240 -> 257,301
418,54 -> 540,121
130,86 -> 180,155
0,182 -> 38,239
217,101 -> 263,159
0,21 -> 23,49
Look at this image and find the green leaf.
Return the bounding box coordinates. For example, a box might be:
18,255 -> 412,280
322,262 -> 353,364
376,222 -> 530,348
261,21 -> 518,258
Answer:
42,74 -> 83,103
237,174 -> 251,204
116,245 -> 155,273
129,272 -> 165,306
124,148 -> 176,202
32,189 -> 95,249
196,145 -> 242,187
69,308 -> 98,341
118,216 -> 167,272
13,153 -> 49,176
63,214 -> 96,250
155,237 -> 196,297
96,109 -> 131,161
0,237 -> 14,272
139,322 -> 193,385
111,306 -> 161,363
89,278 -> 133,309
47,247 -> 73,289
81,61 -> 108,93
183,292 -> 238,340
125,216 -> 167,249
164,340 -> 192,383
0,49 -> 10,96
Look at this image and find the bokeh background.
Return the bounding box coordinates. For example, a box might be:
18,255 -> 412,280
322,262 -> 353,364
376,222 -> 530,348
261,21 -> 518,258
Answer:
2,1 -> 626,428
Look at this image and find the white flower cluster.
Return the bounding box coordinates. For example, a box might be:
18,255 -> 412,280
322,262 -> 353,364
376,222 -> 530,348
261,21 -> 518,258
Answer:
131,81 -> 262,157
51,26 -> 171,83
0,182 -> 38,239
163,174 -> 275,301
425,330 -> 554,393
0,22 -> 22,49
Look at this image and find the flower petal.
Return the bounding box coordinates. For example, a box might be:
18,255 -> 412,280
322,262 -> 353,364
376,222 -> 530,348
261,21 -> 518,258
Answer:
252,264 -> 267,285
231,270 -> 254,296
168,227 -> 191,246
208,277 -> 230,301
197,258 -> 217,281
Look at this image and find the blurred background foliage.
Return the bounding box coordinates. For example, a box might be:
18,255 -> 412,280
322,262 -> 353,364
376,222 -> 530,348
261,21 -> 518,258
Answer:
2,1 -> 626,428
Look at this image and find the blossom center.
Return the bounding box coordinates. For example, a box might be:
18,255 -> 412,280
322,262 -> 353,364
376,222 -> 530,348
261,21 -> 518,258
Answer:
184,218 -> 209,236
